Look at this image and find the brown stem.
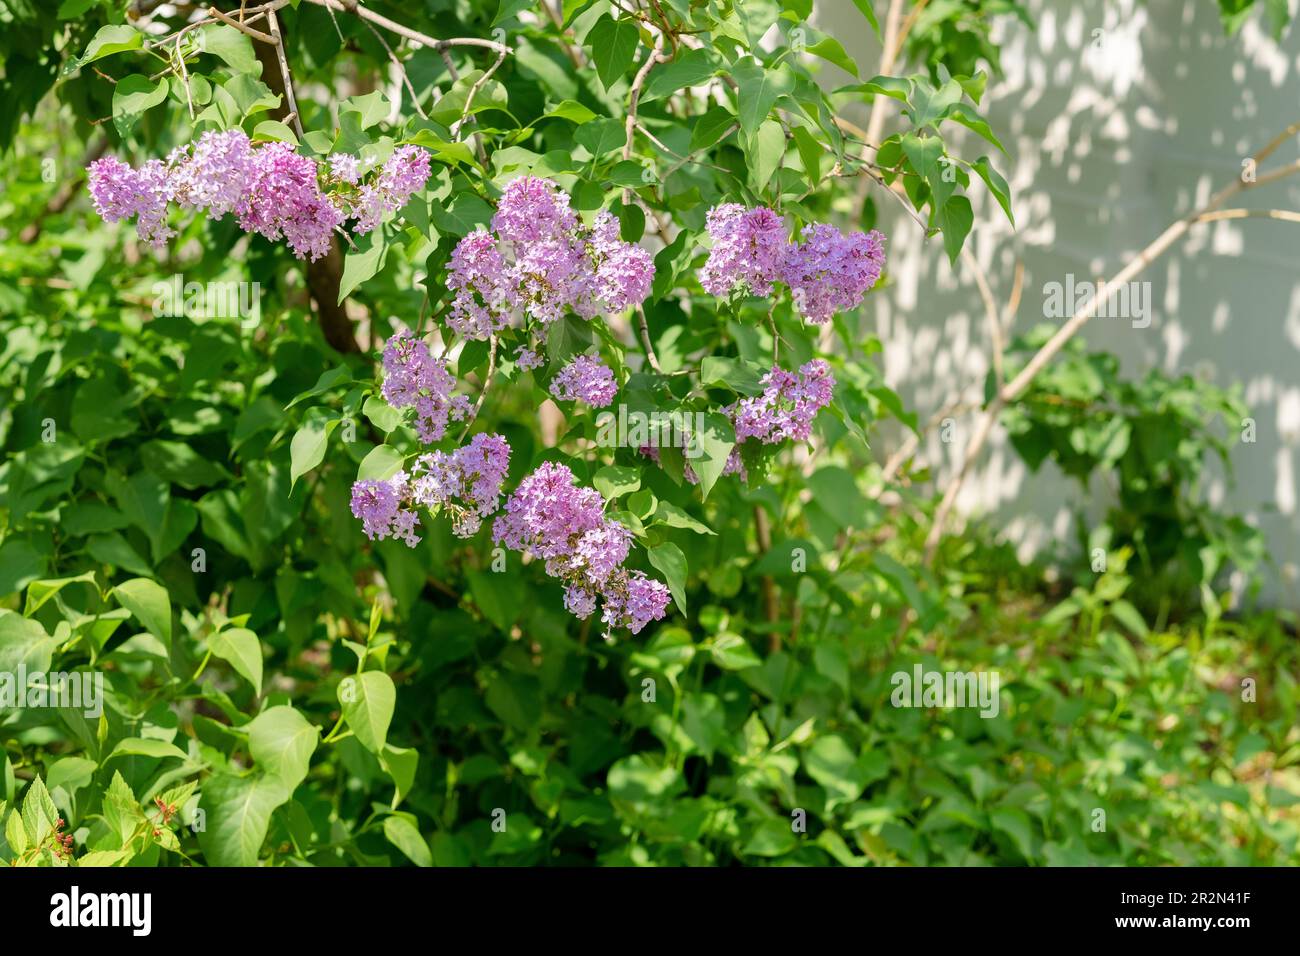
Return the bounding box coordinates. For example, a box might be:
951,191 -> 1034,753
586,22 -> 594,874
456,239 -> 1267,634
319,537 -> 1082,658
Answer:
251,30 -> 358,352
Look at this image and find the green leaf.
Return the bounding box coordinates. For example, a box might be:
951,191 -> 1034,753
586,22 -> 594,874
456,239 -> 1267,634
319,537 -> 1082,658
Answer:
289,408 -> 336,489
901,132 -> 954,212
804,734 -> 870,807
971,155 -> 1014,226
112,578 -> 172,649
341,671 -> 396,753
947,103 -> 1007,155
586,15 -> 640,90
493,0 -> 534,26
938,194 -> 974,264
74,24 -> 142,69
544,99 -> 598,123
1110,599 -> 1150,638
711,633 -> 761,670
841,74 -> 911,102
850,0 -> 881,36
357,445 -> 405,482
362,395 -> 403,434
653,501 -> 715,535
108,737 -> 188,762
24,570 -> 97,617
206,627 -> 264,696
647,542 -> 687,615
252,119 -> 298,145
112,75 -> 169,138
224,74 -> 281,118
287,365 -> 352,408
248,706 -> 319,791
199,23 -> 258,73
907,77 -> 963,129
198,772 -> 289,867
383,815 -> 432,866
643,48 -> 718,100
732,58 -> 793,136
593,466 -> 641,500
102,772 -> 143,847
574,118 -> 626,157
747,118 -> 786,192
429,193 -> 494,237
21,776 -> 59,846
339,227 -> 389,301
804,37 -> 858,77
690,412 -> 736,500
379,745 -> 419,809
743,817 -> 799,857
790,125 -> 822,182
341,91 -> 390,129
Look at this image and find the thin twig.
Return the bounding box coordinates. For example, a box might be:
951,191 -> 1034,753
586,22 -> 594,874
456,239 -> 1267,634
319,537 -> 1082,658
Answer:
923,128 -> 1300,562
636,304 -> 663,373
961,245 -> 1004,391
457,335 -> 499,441
361,19 -> 428,120
208,5 -> 275,43
265,8 -> 304,136
622,37 -> 668,202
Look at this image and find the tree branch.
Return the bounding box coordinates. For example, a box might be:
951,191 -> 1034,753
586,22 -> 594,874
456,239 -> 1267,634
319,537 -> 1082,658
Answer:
923,127 -> 1300,563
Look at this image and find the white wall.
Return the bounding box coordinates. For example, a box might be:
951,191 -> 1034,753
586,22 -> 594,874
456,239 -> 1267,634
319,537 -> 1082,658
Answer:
817,0 -> 1300,605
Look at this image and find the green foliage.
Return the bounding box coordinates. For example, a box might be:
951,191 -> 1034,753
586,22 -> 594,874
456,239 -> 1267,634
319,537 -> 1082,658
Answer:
0,0 -> 1291,870
1001,332 -> 1266,618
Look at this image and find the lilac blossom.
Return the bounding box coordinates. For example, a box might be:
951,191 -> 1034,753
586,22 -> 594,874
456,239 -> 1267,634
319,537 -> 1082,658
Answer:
729,359 -> 836,444
85,132 -> 432,260
443,177 -> 655,336
352,434 -> 512,543
328,152 -> 362,184
699,203 -> 787,297
514,346 -> 543,371
350,471 -> 420,546
492,461 -> 671,634
409,432 -> 512,537
549,355 -> 617,407
87,156 -> 175,247
781,224 -> 886,324
380,328 -> 460,443
446,229 -> 512,339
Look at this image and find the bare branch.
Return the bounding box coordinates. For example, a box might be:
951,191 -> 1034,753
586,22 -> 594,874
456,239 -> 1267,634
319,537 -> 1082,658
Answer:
923,127 -> 1300,563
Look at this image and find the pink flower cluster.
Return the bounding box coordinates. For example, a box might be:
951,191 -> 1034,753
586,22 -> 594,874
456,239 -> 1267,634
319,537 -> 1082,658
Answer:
445,177 -> 655,339
86,130 -> 431,261
699,203 -> 886,324
350,432 -> 512,544
380,328 -> 471,443
549,355 -> 617,407
729,359 -> 836,444
350,471 -> 421,547
492,461 -> 671,634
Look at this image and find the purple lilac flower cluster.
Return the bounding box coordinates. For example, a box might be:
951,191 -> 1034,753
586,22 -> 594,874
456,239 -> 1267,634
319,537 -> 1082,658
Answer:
350,432 -> 511,544
350,471 -> 421,547
700,203 -> 886,324
380,328 -> 470,443
445,177 -> 655,339
729,359 -> 836,444
548,354 -> 617,407
514,347 -> 543,371
492,461 -> 671,634
86,131 -> 431,261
